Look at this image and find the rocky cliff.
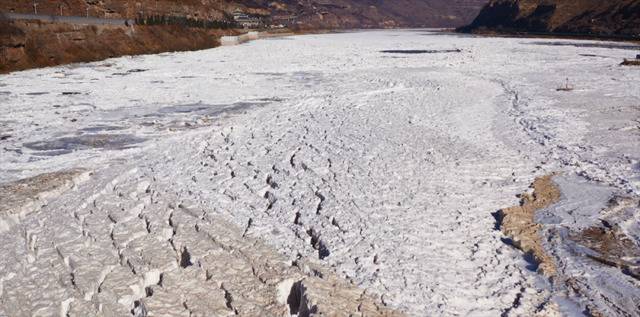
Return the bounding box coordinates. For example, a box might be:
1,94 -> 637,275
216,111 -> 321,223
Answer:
460,0 -> 640,38
0,19 -> 236,73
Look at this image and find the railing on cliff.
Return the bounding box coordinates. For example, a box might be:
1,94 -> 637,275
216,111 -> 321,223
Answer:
1,12 -> 238,30
1,12 -> 133,26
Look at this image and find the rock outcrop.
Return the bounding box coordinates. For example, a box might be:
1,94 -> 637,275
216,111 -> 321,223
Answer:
460,0 -> 640,39
496,175 -> 561,277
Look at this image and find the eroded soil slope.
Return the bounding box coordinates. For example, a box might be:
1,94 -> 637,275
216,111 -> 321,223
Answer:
0,19 -> 235,73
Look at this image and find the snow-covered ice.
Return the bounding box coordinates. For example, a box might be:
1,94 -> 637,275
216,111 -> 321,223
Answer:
0,30 -> 639,316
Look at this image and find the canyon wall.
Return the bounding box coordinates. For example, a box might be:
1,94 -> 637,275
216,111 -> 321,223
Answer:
1,0 -> 488,29
0,19 -> 235,73
460,0 -> 640,38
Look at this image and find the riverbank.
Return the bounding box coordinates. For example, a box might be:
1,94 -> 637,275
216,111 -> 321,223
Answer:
0,16 -> 322,74
457,28 -> 640,45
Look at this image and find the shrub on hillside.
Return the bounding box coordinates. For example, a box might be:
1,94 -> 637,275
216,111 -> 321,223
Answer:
135,14 -> 238,29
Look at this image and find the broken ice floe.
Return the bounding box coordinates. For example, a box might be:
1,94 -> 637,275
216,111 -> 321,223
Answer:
380,49 -> 462,54
24,134 -> 145,154
537,175 -> 640,316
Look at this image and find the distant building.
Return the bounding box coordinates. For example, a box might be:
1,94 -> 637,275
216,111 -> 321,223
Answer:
232,9 -> 262,29
271,14 -> 296,27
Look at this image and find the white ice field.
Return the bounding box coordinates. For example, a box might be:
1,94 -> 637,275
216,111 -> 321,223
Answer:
1,30 -> 639,316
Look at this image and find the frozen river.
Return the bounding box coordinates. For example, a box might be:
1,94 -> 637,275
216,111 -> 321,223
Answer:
1,30 -> 639,316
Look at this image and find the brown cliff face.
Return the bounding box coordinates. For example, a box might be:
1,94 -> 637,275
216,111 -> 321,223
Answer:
460,0 -> 640,39
0,19 -> 236,73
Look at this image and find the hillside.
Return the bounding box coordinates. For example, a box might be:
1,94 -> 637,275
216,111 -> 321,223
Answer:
460,0 -> 640,38
1,0 -> 488,29
257,0 -> 489,29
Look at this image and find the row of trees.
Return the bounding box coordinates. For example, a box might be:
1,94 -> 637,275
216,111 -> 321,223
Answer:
135,14 -> 238,29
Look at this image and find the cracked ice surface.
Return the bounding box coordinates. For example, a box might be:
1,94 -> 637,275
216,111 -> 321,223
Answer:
1,30 -> 639,316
